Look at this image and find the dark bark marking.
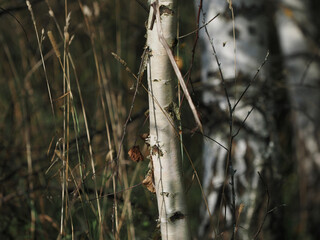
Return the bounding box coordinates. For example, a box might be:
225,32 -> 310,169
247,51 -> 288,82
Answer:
169,211 -> 185,223
160,5 -> 174,16
151,145 -> 163,156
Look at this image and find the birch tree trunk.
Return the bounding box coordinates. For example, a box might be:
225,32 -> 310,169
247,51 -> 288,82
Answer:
146,1 -> 190,239
195,0 -> 275,239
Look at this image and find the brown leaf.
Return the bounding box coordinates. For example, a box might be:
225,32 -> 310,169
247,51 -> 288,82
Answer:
128,145 -> 144,162
142,170 -> 156,193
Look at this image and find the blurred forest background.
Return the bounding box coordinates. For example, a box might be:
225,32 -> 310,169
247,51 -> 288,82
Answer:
0,0 -> 319,239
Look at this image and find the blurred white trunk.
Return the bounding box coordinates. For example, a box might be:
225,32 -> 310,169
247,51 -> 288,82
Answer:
276,0 -> 320,235
147,1 -> 190,239
197,0 -> 320,238
196,0 -> 271,238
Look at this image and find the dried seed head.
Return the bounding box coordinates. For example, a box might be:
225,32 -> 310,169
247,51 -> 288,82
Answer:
64,32 -> 70,45
83,5 -> 92,17
49,10 -> 54,17
26,1 -> 31,10
66,12 -> 72,29
47,31 -> 60,58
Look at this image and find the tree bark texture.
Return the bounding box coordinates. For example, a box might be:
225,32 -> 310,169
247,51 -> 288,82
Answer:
147,1 -> 190,239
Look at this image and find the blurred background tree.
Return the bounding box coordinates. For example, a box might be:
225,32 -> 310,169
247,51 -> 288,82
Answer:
197,0 -> 320,239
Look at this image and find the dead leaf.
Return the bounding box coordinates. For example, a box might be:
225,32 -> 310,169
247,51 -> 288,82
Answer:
128,145 -> 144,162
142,170 -> 156,193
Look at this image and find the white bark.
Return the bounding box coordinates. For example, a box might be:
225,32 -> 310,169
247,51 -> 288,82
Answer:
147,1 -> 190,239
196,0 -> 271,238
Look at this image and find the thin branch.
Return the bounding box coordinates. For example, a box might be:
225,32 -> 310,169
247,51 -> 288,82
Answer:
203,12 -> 232,112
183,127 -> 228,152
232,107 -> 254,138
232,51 -> 269,112
178,13 -> 220,39
180,0 -> 203,108
253,173 -> 286,239
0,6 -> 29,42
152,1 -> 203,133
0,0 -> 43,17
134,0 -> 148,12
111,52 -> 144,167
253,172 -> 270,240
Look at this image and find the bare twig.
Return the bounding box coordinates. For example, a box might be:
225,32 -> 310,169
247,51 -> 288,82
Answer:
233,51 -> 269,112
253,173 -> 286,240
178,13 -> 219,39
135,0 -> 148,12
253,172 -> 270,239
232,107 -> 254,138
181,0 -> 203,108
111,52 -> 145,167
